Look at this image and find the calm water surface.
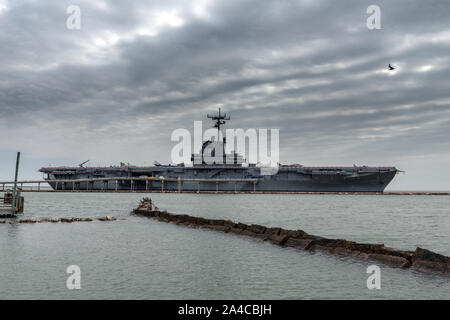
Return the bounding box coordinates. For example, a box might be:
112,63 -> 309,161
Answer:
0,193 -> 449,299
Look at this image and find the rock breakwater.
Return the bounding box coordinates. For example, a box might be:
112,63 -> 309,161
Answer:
132,198 -> 450,277
0,216 -> 118,224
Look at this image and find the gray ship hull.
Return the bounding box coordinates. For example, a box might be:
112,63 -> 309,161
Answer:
40,165 -> 397,192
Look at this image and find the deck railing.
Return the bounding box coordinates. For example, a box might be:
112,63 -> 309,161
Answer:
0,177 -> 261,193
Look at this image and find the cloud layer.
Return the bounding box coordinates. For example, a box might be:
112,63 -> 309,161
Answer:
1,0 -> 450,190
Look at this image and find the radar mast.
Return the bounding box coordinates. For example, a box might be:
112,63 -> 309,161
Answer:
207,107 -> 230,138
206,108 -> 230,163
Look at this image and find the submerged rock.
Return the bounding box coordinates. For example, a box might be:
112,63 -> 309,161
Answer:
368,253 -> 411,268
18,218 -> 37,223
98,216 -> 117,221
412,247 -> 450,275
284,238 -> 314,250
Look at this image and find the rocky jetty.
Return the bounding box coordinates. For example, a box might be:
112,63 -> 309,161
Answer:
132,198 -> 450,277
0,216 -> 118,224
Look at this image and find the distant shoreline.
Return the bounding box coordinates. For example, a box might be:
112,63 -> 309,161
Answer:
6,189 -> 450,195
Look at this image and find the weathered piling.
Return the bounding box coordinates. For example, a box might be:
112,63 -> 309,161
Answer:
0,152 -> 25,216
132,198 -> 450,277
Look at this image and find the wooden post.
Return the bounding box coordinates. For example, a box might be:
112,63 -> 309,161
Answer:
216,181 -> 219,193
115,180 -> 119,191
197,181 -> 200,193
72,182 -> 75,191
161,180 -> 164,192
55,181 -> 59,191
253,181 -> 256,193
146,180 -> 149,191
38,182 -> 41,191
62,182 -> 65,191
234,181 -> 237,194
177,178 -> 181,193
12,152 -> 20,213
130,180 -> 134,191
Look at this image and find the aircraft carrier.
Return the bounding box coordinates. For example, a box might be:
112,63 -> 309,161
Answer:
39,110 -> 398,192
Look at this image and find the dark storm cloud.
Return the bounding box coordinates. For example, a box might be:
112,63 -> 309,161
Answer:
1,0 -> 450,189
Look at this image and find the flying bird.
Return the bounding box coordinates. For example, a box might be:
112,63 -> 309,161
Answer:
388,64 -> 395,71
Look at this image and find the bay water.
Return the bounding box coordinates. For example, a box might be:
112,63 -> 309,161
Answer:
0,193 -> 449,299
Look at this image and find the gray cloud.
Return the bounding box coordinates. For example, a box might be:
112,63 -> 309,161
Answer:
1,0 -> 450,190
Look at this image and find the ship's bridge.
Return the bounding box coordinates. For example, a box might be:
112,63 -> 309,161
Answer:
191,108 -> 246,167
191,140 -> 245,166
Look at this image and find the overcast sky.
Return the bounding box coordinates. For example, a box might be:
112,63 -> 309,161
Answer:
1,0 -> 450,190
